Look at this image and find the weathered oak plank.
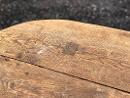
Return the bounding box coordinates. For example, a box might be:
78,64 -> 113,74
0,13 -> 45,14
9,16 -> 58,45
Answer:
0,55 -> 130,98
0,20 -> 130,93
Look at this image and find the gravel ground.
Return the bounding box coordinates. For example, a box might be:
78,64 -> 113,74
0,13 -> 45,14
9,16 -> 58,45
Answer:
0,0 -> 130,31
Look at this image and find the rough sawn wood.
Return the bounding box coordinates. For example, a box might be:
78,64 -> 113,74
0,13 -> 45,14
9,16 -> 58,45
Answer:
0,20 -> 130,98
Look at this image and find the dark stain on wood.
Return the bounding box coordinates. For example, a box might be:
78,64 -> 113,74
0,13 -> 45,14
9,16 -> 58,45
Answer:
0,56 -> 10,62
25,72 -> 29,76
24,54 -> 39,65
16,52 -> 39,65
16,52 -> 23,59
62,42 -> 79,56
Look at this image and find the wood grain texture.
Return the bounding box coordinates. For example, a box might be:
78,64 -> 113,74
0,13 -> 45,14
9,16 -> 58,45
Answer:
0,55 -> 130,98
0,20 -> 130,96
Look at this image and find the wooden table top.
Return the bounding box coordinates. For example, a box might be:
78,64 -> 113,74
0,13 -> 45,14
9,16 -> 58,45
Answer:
0,20 -> 130,98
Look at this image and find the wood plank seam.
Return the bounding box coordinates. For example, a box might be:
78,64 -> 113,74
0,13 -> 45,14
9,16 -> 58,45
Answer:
0,54 -> 130,95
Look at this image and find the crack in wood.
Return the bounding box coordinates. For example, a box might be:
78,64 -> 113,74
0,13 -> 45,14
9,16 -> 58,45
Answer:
0,54 -> 130,95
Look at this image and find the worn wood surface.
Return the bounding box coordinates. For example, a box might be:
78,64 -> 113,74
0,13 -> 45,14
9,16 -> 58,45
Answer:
0,20 -> 130,97
0,55 -> 130,98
